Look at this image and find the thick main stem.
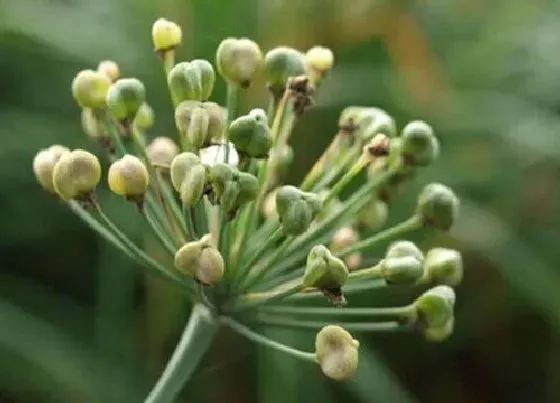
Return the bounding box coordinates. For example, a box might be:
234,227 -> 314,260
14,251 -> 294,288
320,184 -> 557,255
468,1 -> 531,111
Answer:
145,304 -> 218,403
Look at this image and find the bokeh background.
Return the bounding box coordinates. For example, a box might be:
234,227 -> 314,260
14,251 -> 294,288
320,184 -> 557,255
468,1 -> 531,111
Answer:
1,0 -> 558,402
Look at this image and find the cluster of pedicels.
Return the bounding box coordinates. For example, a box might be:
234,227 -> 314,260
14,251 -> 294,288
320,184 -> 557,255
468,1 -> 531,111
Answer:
33,18 -> 462,383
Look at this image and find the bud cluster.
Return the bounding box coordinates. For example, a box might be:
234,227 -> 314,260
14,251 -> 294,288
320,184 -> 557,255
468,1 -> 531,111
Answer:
32,18 -> 463,394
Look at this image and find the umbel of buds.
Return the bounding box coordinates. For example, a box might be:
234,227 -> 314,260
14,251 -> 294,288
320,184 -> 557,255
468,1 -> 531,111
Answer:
168,60 -> 215,104
34,17 -> 466,399
216,38 -> 263,88
315,325 -> 359,381
107,155 -> 149,202
52,149 -> 101,200
275,186 -> 322,235
228,109 -> 272,158
174,234 -> 224,285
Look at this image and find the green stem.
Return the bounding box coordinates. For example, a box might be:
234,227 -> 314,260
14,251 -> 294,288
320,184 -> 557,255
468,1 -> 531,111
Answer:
145,304 -> 218,403
348,263 -> 383,281
324,157 -> 367,204
221,316 -> 316,363
182,203 -> 198,240
285,279 -> 387,300
229,281 -> 304,312
142,206 -> 177,254
253,315 -> 406,332
257,305 -> 415,319
338,216 -> 422,258
224,84 -> 239,163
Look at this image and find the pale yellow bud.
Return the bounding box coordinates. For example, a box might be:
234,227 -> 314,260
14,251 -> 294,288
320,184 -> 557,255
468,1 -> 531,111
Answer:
315,325 -> 359,381
97,60 -> 120,82
107,155 -> 149,199
305,46 -> 334,73
33,145 -> 70,193
52,149 -> 101,200
152,18 -> 182,52
147,137 -> 179,167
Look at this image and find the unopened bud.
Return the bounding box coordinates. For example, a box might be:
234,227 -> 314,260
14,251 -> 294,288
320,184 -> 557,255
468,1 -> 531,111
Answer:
71,69 -> 111,109
315,325 -> 359,381
305,46 -> 334,74
414,285 -> 455,330
170,152 -> 206,206
97,60 -> 120,82
424,317 -> 454,342
107,155 -> 149,200
33,145 -> 70,194
134,103 -> 155,131
276,186 -> 322,236
106,78 -> 146,122
207,164 -> 258,218
228,109 -> 271,158
202,102 -> 227,142
264,47 -> 307,96
416,183 -> 459,230
400,120 -> 439,166
216,38 -> 263,88
152,18 -> 182,53
304,245 -> 349,290
147,137 -> 179,167
381,256 -> 424,285
386,240 -> 424,262
52,149 -> 101,200
174,101 -> 212,149
174,234 -> 224,285
422,248 -> 463,286
167,60 -> 215,104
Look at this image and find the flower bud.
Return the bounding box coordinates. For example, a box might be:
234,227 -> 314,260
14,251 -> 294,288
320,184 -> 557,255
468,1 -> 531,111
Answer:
264,47 -> 307,95
152,18 -> 182,52
330,227 -> 362,270
81,108 -> 107,140
134,103 -> 155,131
275,186 -> 322,236
207,164 -> 258,218
424,317 -> 454,342
107,155 -> 149,200
304,245 -> 349,290
380,256 -> 424,285
71,69 -> 111,109
216,38 -> 263,88
97,60 -> 120,82
174,101 -> 213,149
170,152 -> 206,206
358,199 -> 388,230
416,183 -> 459,230
174,234 -> 224,286
52,149 -> 101,200
360,109 -> 397,140
228,109 -> 272,158
33,145 -> 70,193
167,60 -> 215,104
400,120 -> 439,166
147,137 -> 179,167
202,102 -> 227,142
305,46 -> 334,74
385,240 -> 424,262
106,78 -> 146,121
422,248 -> 463,286
414,285 -> 455,330
315,325 -> 359,381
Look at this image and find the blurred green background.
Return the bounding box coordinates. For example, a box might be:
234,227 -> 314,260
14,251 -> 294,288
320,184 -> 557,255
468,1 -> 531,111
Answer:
1,0 -> 558,402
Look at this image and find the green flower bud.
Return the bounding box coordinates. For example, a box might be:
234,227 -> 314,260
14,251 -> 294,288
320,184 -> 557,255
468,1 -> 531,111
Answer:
414,285 -> 455,330
174,234 -> 224,286
207,163 -> 235,202
236,172 -> 259,207
167,60 -> 215,104
81,108 -> 107,140
315,325 -> 359,381
170,152 -> 206,206
416,183 -> 459,230
107,155 -> 149,200
174,101 -> 213,149
106,78 -> 146,121
361,109 -> 397,140
380,256 -> 424,285
134,103 -> 155,131
264,47 -> 307,95
400,120 -> 439,166
422,248 -> 463,286
33,145 -> 71,194
304,245 -> 349,290
216,38 -> 263,88
202,102 -> 227,142
228,109 -> 272,158
71,69 -> 111,109
305,46 -> 334,74
424,317 -> 454,342
206,164 -> 258,218
52,149 -> 102,200
97,60 -> 120,82
275,186 -> 322,236
147,137 -> 179,167
386,240 -> 424,262
358,199 -> 388,230
152,18 -> 182,52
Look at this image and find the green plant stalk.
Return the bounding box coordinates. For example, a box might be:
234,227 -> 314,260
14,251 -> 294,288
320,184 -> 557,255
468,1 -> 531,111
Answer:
253,315 -> 406,332
182,203 -> 198,240
145,304 -> 218,403
257,305 -> 415,319
338,215 -> 422,258
285,279 -> 388,300
224,84 -> 239,163
348,263 -> 384,281
311,147 -> 360,193
143,207 -> 178,254
324,156 -> 368,204
221,316 -> 316,363
300,134 -> 341,191
230,281 -> 304,312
